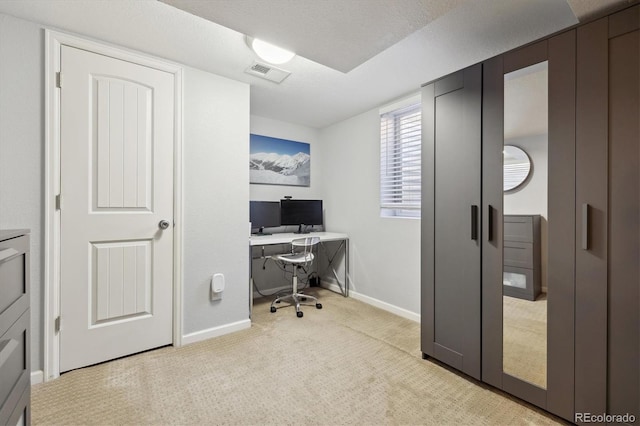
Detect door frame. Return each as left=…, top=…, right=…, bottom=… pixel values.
left=44, top=29, right=184, bottom=380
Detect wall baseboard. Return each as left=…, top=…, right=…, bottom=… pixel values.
left=319, top=279, right=349, bottom=297
left=321, top=279, right=420, bottom=323
left=252, top=284, right=292, bottom=300
left=31, top=370, right=44, bottom=385
left=182, top=319, right=251, bottom=346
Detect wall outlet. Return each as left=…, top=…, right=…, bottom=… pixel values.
left=211, top=273, right=224, bottom=301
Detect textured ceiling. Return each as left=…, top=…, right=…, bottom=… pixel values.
left=159, top=0, right=466, bottom=72
left=0, top=0, right=633, bottom=128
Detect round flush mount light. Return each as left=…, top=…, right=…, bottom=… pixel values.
left=245, top=36, right=295, bottom=64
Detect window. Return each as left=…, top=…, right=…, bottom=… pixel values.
left=380, top=96, right=421, bottom=218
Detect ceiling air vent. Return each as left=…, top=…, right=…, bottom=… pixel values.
left=244, top=61, right=291, bottom=84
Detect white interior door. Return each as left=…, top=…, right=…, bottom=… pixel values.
left=59, top=45, right=175, bottom=372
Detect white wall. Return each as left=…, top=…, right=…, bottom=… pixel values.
left=318, top=108, right=421, bottom=316
left=183, top=67, right=250, bottom=335
left=504, top=134, right=548, bottom=291
left=0, top=13, right=44, bottom=371
left=0, top=12, right=251, bottom=372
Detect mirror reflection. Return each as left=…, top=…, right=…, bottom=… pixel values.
left=503, top=61, right=548, bottom=389
left=504, top=145, right=531, bottom=191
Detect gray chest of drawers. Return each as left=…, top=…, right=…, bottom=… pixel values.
left=503, top=215, right=541, bottom=301
left=0, top=230, right=30, bottom=426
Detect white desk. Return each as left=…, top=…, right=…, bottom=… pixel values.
left=249, top=232, right=349, bottom=316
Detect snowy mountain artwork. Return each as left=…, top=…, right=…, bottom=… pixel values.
left=250, top=134, right=310, bottom=186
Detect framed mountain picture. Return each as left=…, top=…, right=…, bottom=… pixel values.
left=249, top=134, right=310, bottom=186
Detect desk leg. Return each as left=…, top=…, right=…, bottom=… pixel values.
left=249, top=246, right=253, bottom=320
left=322, top=239, right=349, bottom=298
left=345, top=238, right=349, bottom=297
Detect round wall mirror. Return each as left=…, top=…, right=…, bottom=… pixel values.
left=503, top=145, right=531, bottom=191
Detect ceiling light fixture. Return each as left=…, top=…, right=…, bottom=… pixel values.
left=246, top=36, right=295, bottom=65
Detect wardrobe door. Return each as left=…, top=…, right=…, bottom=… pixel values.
left=575, top=17, right=609, bottom=419
left=574, top=8, right=640, bottom=421
left=545, top=31, right=578, bottom=421
left=421, top=64, right=482, bottom=380
left=481, top=33, right=576, bottom=421
left=481, top=54, right=504, bottom=389
left=607, top=5, right=639, bottom=421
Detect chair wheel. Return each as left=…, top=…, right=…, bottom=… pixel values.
left=297, top=311, right=303, bottom=318
left=270, top=306, right=276, bottom=313
left=316, top=303, right=322, bottom=309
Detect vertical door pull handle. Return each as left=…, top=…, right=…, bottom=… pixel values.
left=471, top=205, right=479, bottom=241
left=487, top=205, right=494, bottom=242
left=582, top=203, right=589, bottom=250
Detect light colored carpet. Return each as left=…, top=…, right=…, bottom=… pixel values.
left=32, top=289, right=562, bottom=425
left=503, top=294, right=547, bottom=389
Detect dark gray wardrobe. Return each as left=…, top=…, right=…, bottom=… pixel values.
left=574, top=7, right=639, bottom=422
left=421, top=4, right=639, bottom=424
left=421, top=64, right=482, bottom=380
left=607, top=8, right=640, bottom=419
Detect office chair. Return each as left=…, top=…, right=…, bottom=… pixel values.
left=270, top=236, right=322, bottom=318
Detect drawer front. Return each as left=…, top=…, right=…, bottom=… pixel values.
left=0, top=309, right=29, bottom=424
left=504, top=241, right=533, bottom=269
left=0, top=236, right=28, bottom=337
left=7, top=385, right=29, bottom=426
left=504, top=216, right=533, bottom=243
left=503, top=266, right=535, bottom=301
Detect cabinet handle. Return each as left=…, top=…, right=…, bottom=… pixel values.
left=0, top=339, right=19, bottom=369
left=471, top=205, right=479, bottom=241
left=0, top=248, right=19, bottom=264
left=582, top=203, right=590, bottom=250
left=487, top=205, right=494, bottom=242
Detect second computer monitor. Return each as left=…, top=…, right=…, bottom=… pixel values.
left=250, top=201, right=281, bottom=235
left=280, top=199, right=323, bottom=234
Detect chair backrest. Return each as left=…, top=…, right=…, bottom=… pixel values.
left=291, top=236, right=320, bottom=248
left=291, top=236, right=320, bottom=264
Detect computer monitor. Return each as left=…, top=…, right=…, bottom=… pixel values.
left=250, top=201, right=281, bottom=235
left=280, top=199, right=323, bottom=234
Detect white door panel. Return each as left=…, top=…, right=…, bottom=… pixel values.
left=60, top=45, right=174, bottom=372
left=94, top=76, right=153, bottom=210
left=92, top=240, right=152, bottom=323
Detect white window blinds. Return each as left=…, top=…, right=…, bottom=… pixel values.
left=380, top=100, right=422, bottom=218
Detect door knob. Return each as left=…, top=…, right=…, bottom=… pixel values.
left=159, top=220, right=171, bottom=230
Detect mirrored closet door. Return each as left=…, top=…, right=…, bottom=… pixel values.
left=481, top=34, right=576, bottom=420
left=501, top=61, right=547, bottom=389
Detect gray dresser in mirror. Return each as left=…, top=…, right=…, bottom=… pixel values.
left=503, top=215, right=541, bottom=301
left=0, top=230, right=30, bottom=426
